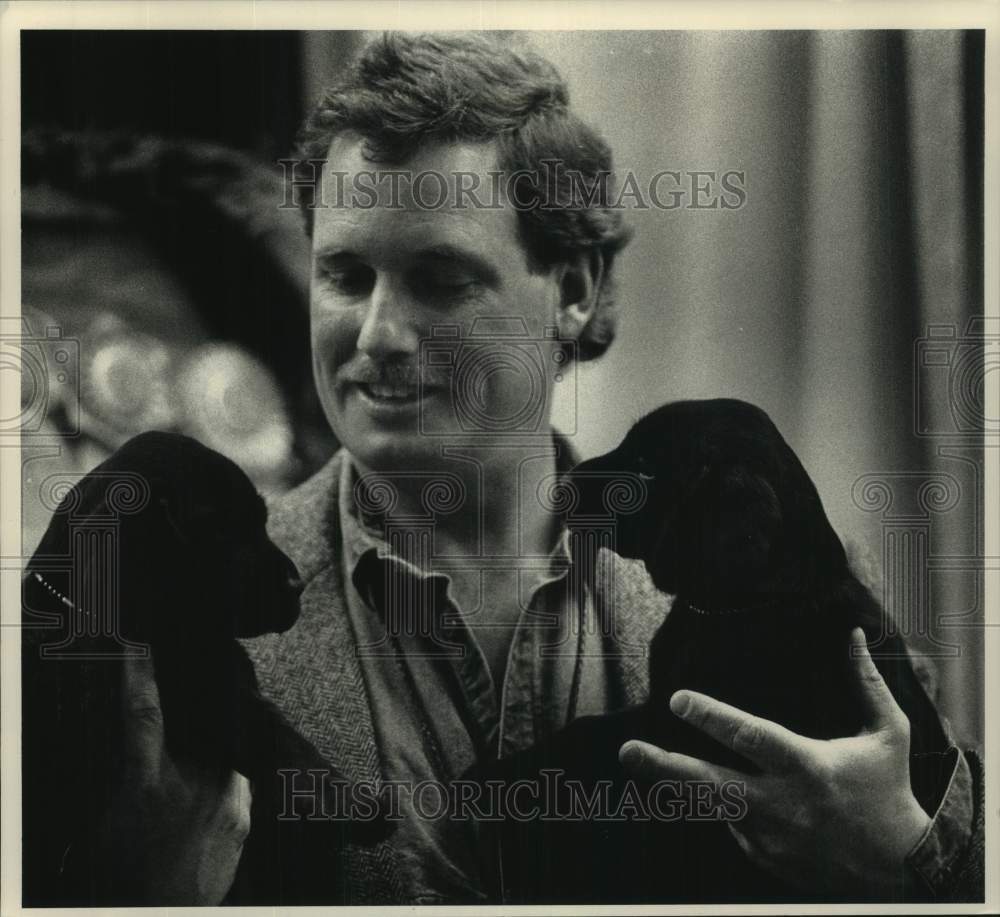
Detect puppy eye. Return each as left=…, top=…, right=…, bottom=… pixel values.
left=635, top=455, right=656, bottom=482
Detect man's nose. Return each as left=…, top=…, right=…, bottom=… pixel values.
left=355, top=279, right=421, bottom=360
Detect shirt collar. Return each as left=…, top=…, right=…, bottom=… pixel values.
left=340, top=431, right=581, bottom=604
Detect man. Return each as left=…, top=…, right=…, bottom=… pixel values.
left=110, top=32, right=983, bottom=904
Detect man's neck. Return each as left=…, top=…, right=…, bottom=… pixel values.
left=354, top=442, right=564, bottom=561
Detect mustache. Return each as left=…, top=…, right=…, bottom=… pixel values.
left=338, top=358, right=449, bottom=388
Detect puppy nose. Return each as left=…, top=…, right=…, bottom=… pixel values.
left=278, top=551, right=304, bottom=596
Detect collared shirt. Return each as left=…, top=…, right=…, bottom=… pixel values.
left=248, top=446, right=983, bottom=904
left=338, top=448, right=615, bottom=904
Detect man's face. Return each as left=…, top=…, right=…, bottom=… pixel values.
left=310, top=135, right=565, bottom=473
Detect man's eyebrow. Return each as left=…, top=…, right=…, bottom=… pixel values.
left=418, top=245, right=501, bottom=285
left=313, top=247, right=359, bottom=264
left=311, top=243, right=504, bottom=284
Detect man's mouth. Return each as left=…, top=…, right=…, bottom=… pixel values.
left=357, top=382, right=421, bottom=404
left=353, top=380, right=449, bottom=416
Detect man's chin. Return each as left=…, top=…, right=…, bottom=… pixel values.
left=342, top=434, right=436, bottom=474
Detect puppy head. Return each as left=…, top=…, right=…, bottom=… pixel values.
left=27, top=431, right=302, bottom=644
left=568, top=399, right=846, bottom=606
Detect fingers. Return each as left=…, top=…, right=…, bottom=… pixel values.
left=222, top=770, right=254, bottom=841
left=669, top=690, right=807, bottom=772
left=728, top=823, right=756, bottom=860
left=121, top=654, right=164, bottom=774
left=848, top=627, right=907, bottom=733
left=618, top=740, right=745, bottom=787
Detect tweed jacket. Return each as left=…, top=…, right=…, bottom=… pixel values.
left=244, top=449, right=985, bottom=905
left=244, top=450, right=667, bottom=903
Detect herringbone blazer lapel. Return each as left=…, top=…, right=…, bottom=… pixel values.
left=247, top=452, right=380, bottom=785
left=244, top=452, right=405, bottom=902
left=594, top=546, right=673, bottom=709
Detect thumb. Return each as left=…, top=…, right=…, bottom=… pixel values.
left=848, top=627, right=906, bottom=734
left=121, top=653, right=165, bottom=774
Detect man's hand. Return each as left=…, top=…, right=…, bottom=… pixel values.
left=619, top=628, right=932, bottom=899
left=92, top=655, right=252, bottom=905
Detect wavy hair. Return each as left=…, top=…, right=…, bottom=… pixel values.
left=295, top=32, right=632, bottom=361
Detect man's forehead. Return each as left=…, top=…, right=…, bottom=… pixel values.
left=312, top=133, right=528, bottom=262
left=327, top=131, right=500, bottom=166
left=319, top=133, right=503, bottom=198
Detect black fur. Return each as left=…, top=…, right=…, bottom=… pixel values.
left=473, top=399, right=952, bottom=903
left=21, top=432, right=387, bottom=906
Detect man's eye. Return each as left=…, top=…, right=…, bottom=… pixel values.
left=318, top=265, right=374, bottom=296
left=414, top=271, right=479, bottom=298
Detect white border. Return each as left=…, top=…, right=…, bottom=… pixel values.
left=1, top=2, right=996, bottom=916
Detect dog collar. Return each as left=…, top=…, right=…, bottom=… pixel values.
left=680, top=596, right=785, bottom=616
left=30, top=571, right=93, bottom=616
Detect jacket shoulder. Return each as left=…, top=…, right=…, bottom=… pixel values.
left=266, top=451, right=344, bottom=583
left=593, top=548, right=672, bottom=706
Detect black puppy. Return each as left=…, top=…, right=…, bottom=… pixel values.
left=21, top=432, right=387, bottom=906
left=474, top=399, right=952, bottom=903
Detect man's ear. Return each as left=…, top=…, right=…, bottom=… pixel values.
left=555, top=249, right=605, bottom=340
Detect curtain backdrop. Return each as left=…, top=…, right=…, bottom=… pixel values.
left=508, top=30, right=983, bottom=745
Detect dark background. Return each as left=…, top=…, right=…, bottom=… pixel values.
left=22, top=30, right=304, bottom=160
